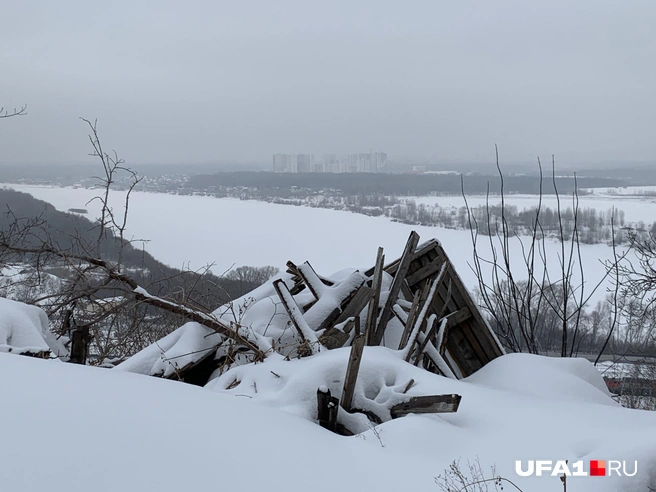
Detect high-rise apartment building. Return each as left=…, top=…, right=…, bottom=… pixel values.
left=273, top=152, right=386, bottom=173
left=272, top=154, right=297, bottom=173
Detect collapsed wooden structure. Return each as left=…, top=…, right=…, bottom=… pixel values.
left=122, top=231, right=505, bottom=434
left=281, top=232, right=504, bottom=378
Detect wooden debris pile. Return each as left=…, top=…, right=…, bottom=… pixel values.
left=279, top=231, right=504, bottom=378
left=119, top=231, right=505, bottom=434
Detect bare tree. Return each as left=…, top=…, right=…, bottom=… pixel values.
left=464, top=150, right=624, bottom=356
left=0, top=119, right=269, bottom=365
left=225, top=265, right=279, bottom=291
left=0, top=104, right=27, bottom=119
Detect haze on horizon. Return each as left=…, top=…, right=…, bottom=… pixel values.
left=1, top=0, right=654, bottom=167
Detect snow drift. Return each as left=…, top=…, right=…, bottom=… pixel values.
left=1, top=350, right=656, bottom=491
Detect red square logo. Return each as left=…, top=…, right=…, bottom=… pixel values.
left=590, top=460, right=606, bottom=476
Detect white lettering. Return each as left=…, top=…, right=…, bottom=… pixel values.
left=515, top=461, right=534, bottom=477
left=623, top=461, right=638, bottom=477
left=551, top=460, right=571, bottom=476
left=535, top=460, right=552, bottom=476
left=571, top=460, right=587, bottom=476
left=608, top=461, right=622, bottom=476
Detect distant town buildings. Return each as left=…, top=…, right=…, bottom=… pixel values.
left=272, top=152, right=388, bottom=173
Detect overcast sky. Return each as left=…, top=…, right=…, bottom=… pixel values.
left=1, top=0, right=654, bottom=166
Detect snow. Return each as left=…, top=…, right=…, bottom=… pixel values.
left=0, top=188, right=644, bottom=327
left=1, top=304, right=656, bottom=490
left=0, top=184, right=624, bottom=309
left=115, top=321, right=222, bottom=377
left=0, top=297, right=65, bottom=356
left=0, top=264, right=63, bottom=304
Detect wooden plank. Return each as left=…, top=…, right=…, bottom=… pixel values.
left=444, top=328, right=480, bottom=375
left=403, top=261, right=451, bottom=358
left=317, top=388, right=339, bottom=432
left=398, top=288, right=423, bottom=350
left=406, top=257, right=444, bottom=287
left=392, top=304, right=408, bottom=325
left=390, top=394, right=461, bottom=418
left=432, top=243, right=504, bottom=359
left=318, top=325, right=350, bottom=349
left=363, top=239, right=440, bottom=278
left=365, top=247, right=385, bottom=345
left=400, top=280, right=414, bottom=304
left=334, top=285, right=373, bottom=326
left=413, top=239, right=441, bottom=260
left=446, top=307, right=472, bottom=330
left=341, top=328, right=365, bottom=411
left=287, top=261, right=335, bottom=286
left=286, top=261, right=307, bottom=295
left=342, top=317, right=357, bottom=333
left=416, top=329, right=457, bottom=379
left=373, top=231, right=420, bottom=345
left=404, top=277, right=442, bottom=362
left=458, top=319, right=489, bottom=365
left=273, top=279, right=318, bottom=355
left=413, top=314, right=443, bottom=366
left=316, top=307, right=341, bottom=332
left=296, top=261, right=325, bottom=300
left=437, top=279, right=454, bottom=320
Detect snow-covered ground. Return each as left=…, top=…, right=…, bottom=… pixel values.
left=3, top=184, right=656, bottom=491
left=0, top=184, right=623, bottom=308
left=1, top=347, right=655, bottom=491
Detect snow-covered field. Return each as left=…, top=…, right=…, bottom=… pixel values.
left=1, top=184, right=624, bottom=307
left=1, top=347, right=655, bottom=491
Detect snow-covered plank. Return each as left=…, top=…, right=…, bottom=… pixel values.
left=389, top=394, right=461, bottom=418
left=341, top=329, right=365, bottom=412
left=373, top=231, right=420, bottom=345
left=364, top=247, right=384, bottom=345
left=272, top=279, right=321, bottom=355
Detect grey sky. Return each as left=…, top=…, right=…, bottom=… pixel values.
left=1, top=0, right=654, bottom=166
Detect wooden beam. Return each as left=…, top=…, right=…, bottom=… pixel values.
left=397, top=288, right=423, bottom=350
left=296, top=262, right=325, bottom=300
left=273, top=279, right=319, bottom=355
left=317, top=387, right=339, bottom=432
left=445, top=307, right=472, bottom=330
left=400, top=280, right=414, bottom=304
left=432, top=243, right=504, bottom=359
left=402, top=379, right=415, bottom=394
left=413, top=313, right=443, bottom=366
left=334, top=285, right=373, bottom=326
left=318, top=325, right=350, bottom=349
left=390, top=394, right=461, bottom=418
left=365, top=247, right=385, bottom=345
left=373, top=231, right=420, bottom=345
left=341, top=328, right=365, bottom=412
left=406, top=257, right=444, bottom=286
left=403, top=260, right=451, bottom=359
left=416, top=329, right=457, bottom=379
left=285, top=261, right=307, bottom=296
left=316, top=307, right=342, bottom=332
left=397, top=240, right=441, bottom=272
left=288, top=261, right=334, bottom=287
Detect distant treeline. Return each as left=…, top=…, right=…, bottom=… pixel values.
left=185, top=172, right=624, bottom=197
left=260, top=193, right=652, bottom=245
